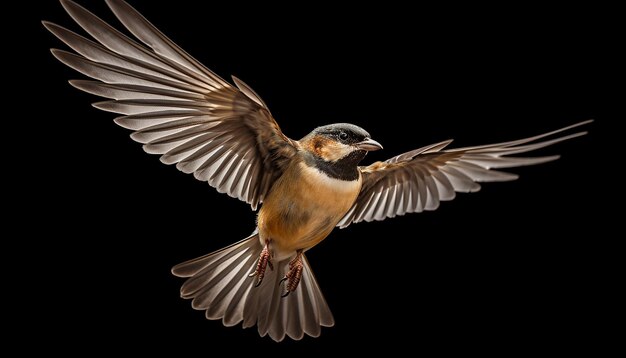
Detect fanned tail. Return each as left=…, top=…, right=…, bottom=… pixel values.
left=172, top=232, right=334, bottom=341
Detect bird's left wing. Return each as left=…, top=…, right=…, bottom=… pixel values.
left=44, top=0, right=298, bottom=210
left=337, top=120, right=591, bottom=228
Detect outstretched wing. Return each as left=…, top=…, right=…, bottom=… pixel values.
left=44, top=0, right=298, bottom=210
left=338, top=120, right=592, bottom=228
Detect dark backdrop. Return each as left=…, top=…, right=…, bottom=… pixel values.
left=19, top=0, right=618, bottom=354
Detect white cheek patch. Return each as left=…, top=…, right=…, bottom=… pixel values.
left=320, top=142, right=356, bottom=162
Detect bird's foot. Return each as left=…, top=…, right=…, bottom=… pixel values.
left=280, top=250, right=304, bottom=297
left=249, top=240, right=273, bottom=287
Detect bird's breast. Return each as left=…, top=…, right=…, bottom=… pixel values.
left=257, top=162, right=361, bottom=258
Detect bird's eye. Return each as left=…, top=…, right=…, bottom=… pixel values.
left=339, top=132, right=348, bottom=140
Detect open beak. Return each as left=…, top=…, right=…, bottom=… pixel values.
left=355, top=138, right=383, bottom=151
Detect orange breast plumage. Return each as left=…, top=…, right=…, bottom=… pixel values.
left=257, top=161, right=361, bottom=259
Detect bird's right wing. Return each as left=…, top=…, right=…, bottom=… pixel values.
left=338, top=120, right=592, bottom=228
left=44, top=0, right=298, bottom=210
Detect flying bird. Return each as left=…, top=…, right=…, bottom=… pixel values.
left=44, top=0, right=592, bottom=342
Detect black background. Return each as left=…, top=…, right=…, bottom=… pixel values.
left=18, top=0, right=618, bottom=354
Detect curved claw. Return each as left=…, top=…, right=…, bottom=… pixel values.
left=250, top=240, right=273, bottom=287
left=279, top=250, right=304, bottom=298
left=279, top=276, right=290, bottom=298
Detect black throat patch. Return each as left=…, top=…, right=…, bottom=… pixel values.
left=305, top=150, right=366, bottom=181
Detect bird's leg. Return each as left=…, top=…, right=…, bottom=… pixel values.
left=249, top=239, right=273, bottom=287
left=280, top=250, right=304, bottom=297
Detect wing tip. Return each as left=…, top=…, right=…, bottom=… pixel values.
left=49, top=47, right=62, bottom=57
left=92, top=101, right=112, bottom=112
left=129, top=131, right=146, bottom=143
left=161, top=153, right=180, bottom=165
left=170, top=265, right=185, bottom=277
left=49, top=48, right=71, bottom=65
left=231, top=75, right=268, bottom=109
left=113, top=116, right=129, bottom=129
left=49, top=48, right=77, bottom=64
left=544, top=154, right=561, bottom=162
left=546, top=120, right=593, bottom=139
left=104, top=0, right=131, bottom=11
left=41, top=20, right=54, bottom=30
left=42, top=20, right=69, bottom=36
left=59, top=0, right=79, bottom=13
left=68, top=79, right=89, bottom=90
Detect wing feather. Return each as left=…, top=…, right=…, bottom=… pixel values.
left=46, top=0, right=298, bottom=209
left=339, top=120, right=591, bottom=227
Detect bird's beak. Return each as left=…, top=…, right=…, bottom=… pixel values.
left=355, top=138, right=383, bottom=151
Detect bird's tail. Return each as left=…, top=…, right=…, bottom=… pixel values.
left=171, top=232, right=334, bottom=341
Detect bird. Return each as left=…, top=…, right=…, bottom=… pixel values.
left=44, top=0, right=592, bottom=342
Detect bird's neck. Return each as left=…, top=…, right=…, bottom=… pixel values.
left=304, top=151, right=366, bottom=181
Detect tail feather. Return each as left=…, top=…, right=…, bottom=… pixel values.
left=171, top=232, right=334, bottom=341
left=176, top=237, right=258, bottom=298
left=244, top=255, right=333, bottom=341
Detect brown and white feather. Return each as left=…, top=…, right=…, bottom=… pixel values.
left=44, top=0, right=297, bottom=210
left=338, top=120, right=591, bottom=227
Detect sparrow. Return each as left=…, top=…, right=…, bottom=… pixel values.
left=44, top=0, right=592, bottom=342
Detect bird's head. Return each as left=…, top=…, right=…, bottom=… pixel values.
left=300, top=123, right=383, bottom=176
